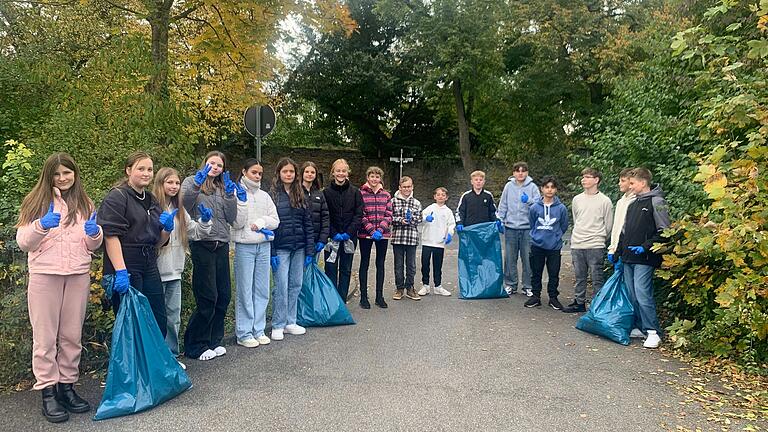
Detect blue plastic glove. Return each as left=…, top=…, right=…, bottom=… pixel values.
left=425, top=212, right=434, bottom=222
left=235, top=182, right=247, bottom=202
left=607, top=253, right=615, bottom=263
left=521, top=192, right=529, bottom=203
left=315, top=242, right=326, bottom=252
left=270, top=256, right=280, bottom=272
left=259, top=228, right=274, bottom=238
left=84, top=211, right=99, bottom=237
left=223, top=171, right=236, bottom=195
left=614, top=257, right=622, bottom=271
left=371, top=230, right=383, bottom=241
left=405, top=209, right=412, bottom=223
left=456, top=224, right=464, bottom=232
left=114, top=269, right=130, bottom=294
left=198, top=203, right=212, bottom=223
left=39, top=202, right=61, bottom=230
left=340, top=233, right=350, bottom=241
left=194, top=164, right=212, bottom=186
left=629, top=246, right=645, bottom=255
left=159, top=208, right=178, bottom=232
left=332, top=233, right=345, bottom=242
left=304, top=256, right=313, bottom=267
left=444, top=233, right=452, bottom=245
left=495, top=220, right=505, bottom=233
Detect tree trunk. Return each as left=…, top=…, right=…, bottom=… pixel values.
left=146, top=5, right=171, bottom=99
left=453, top=79, right=474, bottom=174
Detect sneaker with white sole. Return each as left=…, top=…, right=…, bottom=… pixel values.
left=213, top=346, right=227, bottom=357
left=418, top=285, right=430, bottom=296
left=198, top=349, right=217, bottom=361
left=271, top=328, right=284, bottom=341
left=630, top=328, right=645, bottom=338
left=237, top=337, right=259, bottom=348
left=256, top=335, right=271, bottom=345
left=285, top=324, right=306, bottom=335
left=643, top=330, right=661, bottom=349
left=504, top=285, right=515, bottom=295
left=433, top=285, right=451, bottom=296
left=523, top=288, right=533, bottom=297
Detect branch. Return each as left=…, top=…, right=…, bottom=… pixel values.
left=171, top=0, right=202, bottom=22
left=102, top=0, right=144, bottom=17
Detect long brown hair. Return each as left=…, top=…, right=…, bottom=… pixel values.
left=153, top=167, right=189, bottom=249
left=271, top=157, right=305, bottom=208
left=300, top=161, right=322, bottom=191
left=199, top=150, right=226, bottom=195
left=16, top=152, right=94, bottom=227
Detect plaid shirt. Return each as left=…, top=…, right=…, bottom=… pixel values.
left=390, top=191, right=422, bottom=245
left=358, top=182, right=393, bottom=239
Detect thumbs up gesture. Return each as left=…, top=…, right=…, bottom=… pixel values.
left=39, top=202, right=61, bottom=230
left=160, top=208, right=179, bottom=232
left=84, top=211, right=100, bottom=237
left=425, top=211, right=434, bottom=222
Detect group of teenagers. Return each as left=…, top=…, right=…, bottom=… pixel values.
left=14, top=150, right=670, bottom=424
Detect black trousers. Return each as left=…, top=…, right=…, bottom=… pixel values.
left=184, top=241, right=231, bottom=359
left=358, top=238, right=389, bottom=299
left=325, top=243, right=354, bottom=301
left=110, top=246, right=166, bottom=338
left=421, top=245, right=445, bottom=287
left=530, top=245, right=561, bottom=299
left=392, top=244, right=417, bottom=290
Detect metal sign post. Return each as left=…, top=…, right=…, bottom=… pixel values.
left=389, top=148, right=413, bottom=179
left=244, top=105, right=276, bottom=162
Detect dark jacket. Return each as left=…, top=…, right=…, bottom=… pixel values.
left=528, top=197, right=569, bottom=250
left=304, top=186, right=330, bottom=244
left=323, top=180, right=364, bottom=240
left=618, top=185, right=670, bottom=268
left=456, top=189, right=497, bottom=226
left=271, top=188, right=314, bottom=256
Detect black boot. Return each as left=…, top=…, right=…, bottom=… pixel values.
left=375, top=292, right=388, bottom=308
left=56, top=383, right=91, bottom=413
left=41, top=386, right=69, bottom=423
left=359, top=296, right=371, bottom=309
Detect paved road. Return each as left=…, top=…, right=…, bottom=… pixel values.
left=0, top=245, right=707, bottom=431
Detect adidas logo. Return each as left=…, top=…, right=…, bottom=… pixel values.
left=536, top=215, right=558, bottom=231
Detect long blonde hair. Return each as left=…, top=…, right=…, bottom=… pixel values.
left=153, top=167, right=189, bottom=249
left=16, top=152, right=94, bottom=227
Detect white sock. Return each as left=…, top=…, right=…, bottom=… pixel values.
left=198, top=349, right=216, bottom=361
left=213, top=346, right=227, bottom=357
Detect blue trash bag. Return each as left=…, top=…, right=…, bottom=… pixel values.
left=94, top=286, right=192, bottom=420
left=575, top=264, right=635, bottom=345
left=458, top=221, right=507, bottom=299
left=297, top=263, right=355, bottom=327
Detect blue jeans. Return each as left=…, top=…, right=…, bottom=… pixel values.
left=272, top=249, right=305, bottom=330
left=234, top=243, right=271, bottom=341
left=162, top=279, right=182, bottom=355
left=572, top=248, right=606, bottom=304
left=503, top=229, right=531, bottom=291
left=623, top=263, right=660, bottom=333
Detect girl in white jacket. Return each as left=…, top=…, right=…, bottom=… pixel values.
left=231, top=159, right=279, bottom=348
left=419, top=187, right=456, bottom=296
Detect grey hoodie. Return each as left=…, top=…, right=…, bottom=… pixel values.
left=496, top=175, right=541, bottom=229
left=181, top=176, right=237, bottom=243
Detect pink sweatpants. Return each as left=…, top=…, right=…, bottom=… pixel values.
left=27, top=273, right=90, bottom=390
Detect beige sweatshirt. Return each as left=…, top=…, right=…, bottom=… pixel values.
left=570, top=191, right=614, bottom=250
left=608, top=192, right=636, bottom=255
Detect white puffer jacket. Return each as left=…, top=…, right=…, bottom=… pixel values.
left=231, top=177, right=280, bottom=244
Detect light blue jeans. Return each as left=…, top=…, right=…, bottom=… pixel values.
left=503, top=228, right=532, bottom=291
left=272, top=249, right=305, bottom=330
left=162, top=279, right=182, bottom=355
left=234, top=242, right=271, bottom=341
left=623, top=263, right=660, bottom=334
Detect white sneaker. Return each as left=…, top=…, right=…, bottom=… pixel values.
left=213, top=346, right=227, bottom=357
left=643, top=330, right=661, bottom=349
left=272, top=328, right=284, bottom=341
left=630, top=328, right=645, bottom=339
left=198, top=349, right=217, bottom=361
left=418, top=285, right=430, bottom=296
left=237, top=337, right=259, bottom=348
left=285, top=324, right=306, bottom=335
left=523, top=288, right=533, bottom=297
left=504, top=285, right=514, bottom=295
left=256, top=335, right=271, bottom=345
left=433, top=285, right=451, bottom=296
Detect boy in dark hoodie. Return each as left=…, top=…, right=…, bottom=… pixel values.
left=525, top=176, right=569, bottom=309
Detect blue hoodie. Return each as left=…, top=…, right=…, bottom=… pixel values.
left=496, top=175, right=541, bottom=229
left=529, top=196, right=569, bottom=250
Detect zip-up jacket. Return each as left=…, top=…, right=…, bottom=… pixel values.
left=358, top=182, right=393, bottom=239
left=271, top=188, right=314, bottom=257
left=496, top=175, right=540, bottom=229
left=323, top=180, right=363, bottom=240
left=529, top=197, right=569, bottom=251
left=231, top=178, right=279, bottom=244
left=456, top=189, right=496, bottom=227
left=617, top=185, right=670, bottom=268
left=304, top=186, right=330, bottom=244
left=181, top=176, right=237, bottom=243
left=391, top=191, right=422, bottom=246
left=157, top=207, right=212, bottom=281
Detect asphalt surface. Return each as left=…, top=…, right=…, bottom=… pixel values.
left=0, top=243, right=708, bottom=431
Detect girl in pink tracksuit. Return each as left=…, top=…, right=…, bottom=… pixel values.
left=16, top=153, right=102, bottom=423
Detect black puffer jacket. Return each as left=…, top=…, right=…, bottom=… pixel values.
left=304, top=186, right=330, bottom=244
left=323, top=180, right=363, bottom=240
left=271, top=189, right=314, bottom=257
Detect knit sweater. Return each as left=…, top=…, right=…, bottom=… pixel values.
left=570, top=191, right=614, bottom=250
left=358, top=182, right=393, bottom=239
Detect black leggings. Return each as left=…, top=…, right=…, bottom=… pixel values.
left=359, top=238, right=389, bottom=298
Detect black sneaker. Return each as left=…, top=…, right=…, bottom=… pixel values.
left=562, top=302, right=586, bottom=313
left=548, top=297, right=563, bottom=310
left=359, top=297, right=371, bottom=309
left=524, top=297, right=541, bottom=308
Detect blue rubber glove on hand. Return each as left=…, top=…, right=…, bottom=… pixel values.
left=405, top=209, right=412, bottom=223
left=444, top=233, right=452, bottom=245
left=223, top=171, right=236, bottom=195
left=629, top=246, right=645, bottom=255
left=495, top=220, right=505, bottom=233
left=332, top=233, right=344, bottom=242
left=425, top=212, right=434, bottom=222
left=304, top=256, right=314, bottom=267
left=114, top=269, right=130, bottom=294
left=270, top=256, right=280, bottom=272
left=198, top=203, right=213, bottom=223
left=259, top=228, right=274, bottom=238
left=194, top=164, right=212, bottom=186
left=159, top=208, right=178, bottom=232
left=340, top=233, right=350, bottom=241
left=371, top=230, right=383, bottom=241
left=614, top=258, right=622, bottom=271
left=607, top=253, right=615, bottom=263
left=84, top=211, right=99, bottom=237
left=235, top=183, right=247, bottom=202
left=39, top=202, right=61, bottom=230
left=315, top=242, right=326, bottom=252
left=521, top=192, right=529, bottom=204
left=456, top=224, right=464, bottom=232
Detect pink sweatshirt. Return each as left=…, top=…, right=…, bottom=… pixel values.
left=16, top=189, right=103, bottom=275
